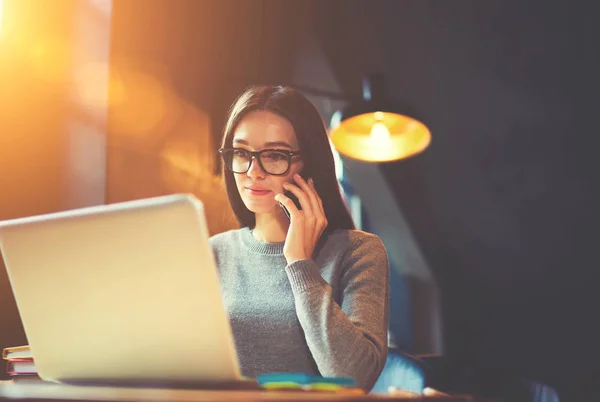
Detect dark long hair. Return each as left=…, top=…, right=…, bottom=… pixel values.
left=220, top=85, right=355, bottom=233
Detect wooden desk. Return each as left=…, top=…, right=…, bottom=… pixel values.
left=0, top=381, right=480, bottom=402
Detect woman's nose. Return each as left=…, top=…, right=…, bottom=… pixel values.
left=247, top=156, right=266, bottom=179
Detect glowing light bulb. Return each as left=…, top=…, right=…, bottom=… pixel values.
left=370, top=121, right=391, bottom=143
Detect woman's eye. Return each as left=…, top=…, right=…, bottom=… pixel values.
left=264, top=152, right=286, bottom=161
left=233, top=150, right=249, bottom=158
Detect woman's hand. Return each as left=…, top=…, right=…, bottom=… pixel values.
left=275, top=173, right=328, bottom=265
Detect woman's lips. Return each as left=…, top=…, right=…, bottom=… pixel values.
left=246, top=188, right=271, bottom=196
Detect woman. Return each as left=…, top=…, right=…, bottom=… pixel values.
left=209, top=85, right=390, bottom=391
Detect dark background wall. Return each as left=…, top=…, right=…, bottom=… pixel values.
left=369, top=2, right=599, bottom=397
left=305, top=1, right=600, bottom=397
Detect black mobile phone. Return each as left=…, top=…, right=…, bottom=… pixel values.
left=279, top=173, right=309, bottom=220
left=280, top=190, right=303, bottom=220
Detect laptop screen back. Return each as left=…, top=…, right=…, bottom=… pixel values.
left=0, top=194, right=240, bottom=384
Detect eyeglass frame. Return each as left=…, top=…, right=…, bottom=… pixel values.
left=218, top=147, right=302, bottom=176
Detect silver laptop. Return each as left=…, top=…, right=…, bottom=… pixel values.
left=0, top=194, right=243, bottom=387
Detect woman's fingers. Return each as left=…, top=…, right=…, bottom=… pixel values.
left=278, top=174, right=328, bottom=263
left=307, top=177, right=327, bottom=227
left=292, top=175, right=327, bottom=230
left=293, top=174, right=322, bottom=217
left=304, top=177, right=327, bottom=239
left=275, top=191, right=300, bottom=212
left=282, top=182, right=313, bottom=217
left=276, top=193, right=302, bottom=220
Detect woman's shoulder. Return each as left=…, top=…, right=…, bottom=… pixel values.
left=327, top=228, right=383, bottom=243
left=324, top=229, right=386, bottom=253
left=321, top=229, right=389, bottom=274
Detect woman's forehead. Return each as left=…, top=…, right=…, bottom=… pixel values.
left=233, top=110, right=298, bottom=148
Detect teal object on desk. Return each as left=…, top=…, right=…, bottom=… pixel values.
left=257, top=373, right=355, bottom=387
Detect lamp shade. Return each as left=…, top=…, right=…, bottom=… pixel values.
left=329, top=75, right=431, bottom=162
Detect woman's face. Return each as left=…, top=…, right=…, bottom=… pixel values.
left=231, top=110, right=304, bottom=215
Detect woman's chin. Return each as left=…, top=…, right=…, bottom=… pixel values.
left=244, top=201, right=277, bottom=215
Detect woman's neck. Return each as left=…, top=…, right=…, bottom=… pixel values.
left=252, top=212, right=289, bottom=243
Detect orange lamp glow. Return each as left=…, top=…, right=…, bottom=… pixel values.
left=329, top=74, right=431, bottom=163
left=330, top=110, right=431, bottom=162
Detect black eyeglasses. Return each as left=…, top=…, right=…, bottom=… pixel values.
left=218, top=148, right=302, bottom=176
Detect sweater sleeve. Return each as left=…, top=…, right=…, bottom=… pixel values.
left=284, top=233, right=390, bottom=391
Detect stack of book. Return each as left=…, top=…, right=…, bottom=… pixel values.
left=2, top=345, right=40, bottom=382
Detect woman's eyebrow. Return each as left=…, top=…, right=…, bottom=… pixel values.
left=264, top=141, right=293, bottom=149
left=232, top=139, right=293, bottom=149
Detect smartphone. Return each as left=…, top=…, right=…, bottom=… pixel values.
left=279, top=173, right=309, bottom=220
left=280, top=190, right=302, bottom=220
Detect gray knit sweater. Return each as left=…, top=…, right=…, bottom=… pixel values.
left=209, top=227, right=389, bottom=390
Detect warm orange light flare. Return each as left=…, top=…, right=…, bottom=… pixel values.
left=107, top=65, right=179, bottom=139
left=329, top=111, right=431, bottom=162
left=0, top=0, right=4, bottom=35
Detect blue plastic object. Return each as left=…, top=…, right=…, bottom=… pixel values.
left=257, top=373, right=356, bottom=387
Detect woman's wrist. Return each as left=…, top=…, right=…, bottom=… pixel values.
left=285, top=254, right=309, bottom=265
left=285, top=259, right=324, bottom=292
